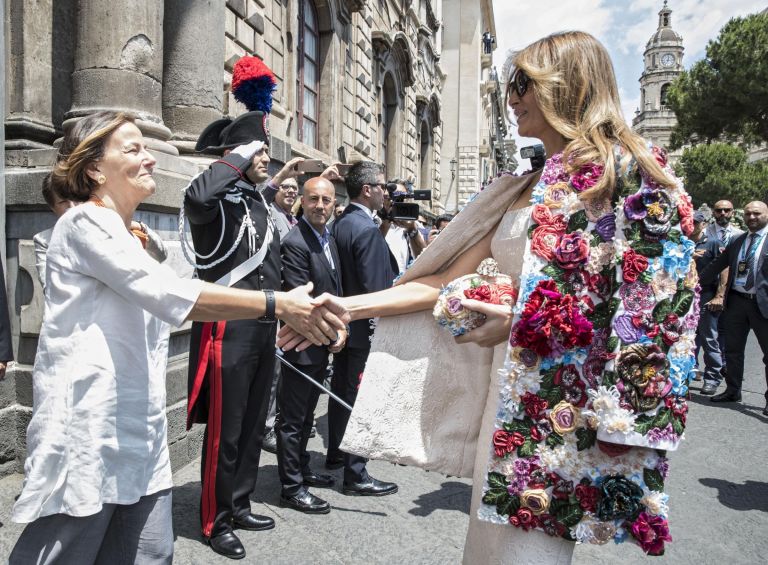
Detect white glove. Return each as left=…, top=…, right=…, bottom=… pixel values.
left=231, top=140, right=265, bottom=160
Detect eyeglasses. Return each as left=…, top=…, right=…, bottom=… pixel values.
left=713, top=208, right=733, bottom=213
left=366, top=182, right=387, bottom=189
left=279, top=184, right=298, bottom=192
left=508, top=68, right=531, bottom=99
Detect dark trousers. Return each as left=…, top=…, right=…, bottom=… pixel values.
left=276, top=361, right=326, bottom=496
left=328, top=346, right=370, bottom=483
left=198, top=320, right=276, bottom=538
left=696, top=289, right=724, bottom=384
left=722, top=293, right=768, bottom=401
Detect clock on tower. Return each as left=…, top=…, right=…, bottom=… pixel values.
left=661, top=53, right=675, bottom=67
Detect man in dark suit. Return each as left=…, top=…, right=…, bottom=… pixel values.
left=700, top=200, right=768, bottom=416
left=278, top=177, right=345, bottom=514
left=327, top=161, right=399, bottom=496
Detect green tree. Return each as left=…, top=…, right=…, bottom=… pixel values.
left=674, top=143, right=768, bottom=207
left=666, top=13, right=768, bottom=149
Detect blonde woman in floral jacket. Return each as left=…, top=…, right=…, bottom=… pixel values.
left=281, top=31, right=697, bottom=562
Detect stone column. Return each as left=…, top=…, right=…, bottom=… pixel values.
left=162, top=0, right=226, bottom=155
left=66, top=0, right=177, bottom=155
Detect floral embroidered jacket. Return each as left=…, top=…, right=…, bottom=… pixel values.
left=478, top=146, right=699, bottom=556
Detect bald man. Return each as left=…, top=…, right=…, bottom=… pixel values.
left=701, top=201, right=768, bottom=415
left=277, top=177, right=345, bottom=513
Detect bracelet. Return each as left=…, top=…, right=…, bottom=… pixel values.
left=262, top=289, right=276, bottom=321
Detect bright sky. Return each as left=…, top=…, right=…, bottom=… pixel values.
left=491, top=0, right=767, bottom=171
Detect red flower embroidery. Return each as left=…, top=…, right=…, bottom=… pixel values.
left=511, top=280, right=594, bottom=357
left=622, top=249, right=649, bottom=283
left=492, top=429, right=525, bottom=457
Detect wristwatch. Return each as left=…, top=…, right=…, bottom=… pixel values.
left=406, top=228, right=418, bottom=239
left=262, top=289, right=276, bottom=321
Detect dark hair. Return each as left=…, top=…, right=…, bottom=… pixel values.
left=345, top=161, right=382, bottom=199
left=50, top=111, right=136, bottom=202
left=41, top=173, right=57, bottom=209
left=436, top=214, right=454, bottom=228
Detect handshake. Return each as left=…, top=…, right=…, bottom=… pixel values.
left=277, top=283, right=349, bottom=353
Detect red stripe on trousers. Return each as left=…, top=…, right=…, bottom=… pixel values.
left=187, top=322, right=214, bottom=430
left=201, top=321, right=226, bottom=538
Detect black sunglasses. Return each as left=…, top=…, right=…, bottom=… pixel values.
left=508, top=68, right=531, bottom=99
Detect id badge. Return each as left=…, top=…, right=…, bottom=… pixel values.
left=735, top=260, right=749, bottom=286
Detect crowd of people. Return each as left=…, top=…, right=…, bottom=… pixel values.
left=1, top=27, right=767, bottom=565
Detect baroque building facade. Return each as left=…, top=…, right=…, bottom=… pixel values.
left=438, top=0, right=513, bottom=212
left=631, top=1, right=684, bottom=161
left=0, top=0, right=452, bottom=478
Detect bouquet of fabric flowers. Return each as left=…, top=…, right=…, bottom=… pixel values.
left=433, top=258, right=518, bottom=337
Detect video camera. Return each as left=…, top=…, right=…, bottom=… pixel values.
left=520, top=144, right=546, bottom=171
left=383, top=183, right=432, bottom=222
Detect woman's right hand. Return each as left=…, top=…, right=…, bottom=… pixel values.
left=454, top=299, right=513, bottom=348
left=276, top=284, right=349, bottom=347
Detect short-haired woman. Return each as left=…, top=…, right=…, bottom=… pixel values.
left=10, top=111, right=346, bottom=564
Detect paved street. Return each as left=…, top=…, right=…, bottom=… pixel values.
left=1, top=334, right=766, bottom=564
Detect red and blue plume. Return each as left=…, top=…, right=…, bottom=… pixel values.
left=231, top=56, right=277, bottom=113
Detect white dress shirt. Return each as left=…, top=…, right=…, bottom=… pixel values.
left=13, top=205, right=203, bottom=522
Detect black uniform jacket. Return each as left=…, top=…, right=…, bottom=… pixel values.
left=281, top=219, right=342, bottom=366
left=331, top=204, right=397, bottom=349
left=184, top=152, right=281, bottom=427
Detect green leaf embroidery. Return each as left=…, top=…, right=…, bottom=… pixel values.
left=606, top=336, right=619, bottom=353
left=591, top=232, right=604, bottom=247
left=555, top=503, right=584, bottom=527
left=504, top=419, right=532, bottom=435
left=643, top=468, right=665, bottom=492
left=497, top=495, right=521, bottom=517
left=624, top=222, right=642, bottom=243
left=672, top=416, right=684, bottom=435
left=576, top=427, right=597, bottom=451
left=592, top=298, right=621, bottom=328
left=667, top=229, right=682, bottom=243
left=540, top=367, right=559, bottom=390
left=671, top=289, right=695, bottom=317
left=482, top=488, right=507, bottom=505
left=546, top=432, right=565, bottom=448
left=653, top=299, right=673, bottom=323
left=633, top=240, right=664, bottom=257
left=542, top=264, right=566, bottom=282
left=653, top=408, right=672, bottom=429
left=567, top=210, right=589, bottom=232
left=601, top=370, right=618, bottom=387
left=487, top=472, right=508, bottom=490
left=538, top=386, right=564, bottom=407
left=528, top=224, right=538, bottom=239
left=634, top=414, right=655, bottom=435
left=517, top=439, right=537, bottom=458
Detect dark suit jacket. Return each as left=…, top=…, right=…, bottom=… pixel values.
left=700, top=229, right=768, bottom=318
left=281, top=219, right=343, bottom=365
left=332, top=204, right=398, bottom=349
left=0, top=259, right=12, bottom=362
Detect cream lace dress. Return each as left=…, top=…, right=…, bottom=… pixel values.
left=462, top=206, right=574, bottom=564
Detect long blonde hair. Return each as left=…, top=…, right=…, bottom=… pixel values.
left=51, top=111, right=136, bottom=202
left=509, top=31, right=674, bottom=198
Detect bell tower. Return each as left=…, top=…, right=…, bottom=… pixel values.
left=632, top=1, right=684, bottom=158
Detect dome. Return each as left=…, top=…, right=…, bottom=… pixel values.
left=646, top=27, right=683, bottom=48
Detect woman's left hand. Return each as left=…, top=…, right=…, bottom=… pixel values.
left=454, top=299, right=513, bottom=348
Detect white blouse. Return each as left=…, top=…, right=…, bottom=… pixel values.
left=12, top=204, right=203, bottom=522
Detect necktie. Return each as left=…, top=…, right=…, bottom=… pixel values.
left=719, top=228, right=728, bottom=247
left=744, top=233, right=759, bottom=291
left=320, top=233, right=335, bottom=270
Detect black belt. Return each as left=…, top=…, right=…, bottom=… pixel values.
left=731, top=290, right=757, bottom=300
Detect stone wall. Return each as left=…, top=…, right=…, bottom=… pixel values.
left=1, top=0, right=448, bottom=478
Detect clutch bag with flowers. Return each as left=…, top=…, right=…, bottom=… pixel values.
left=433, top=258, right=519, bottom=337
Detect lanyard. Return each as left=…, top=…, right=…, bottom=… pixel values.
left=740, top=232, right=764, bottom=264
